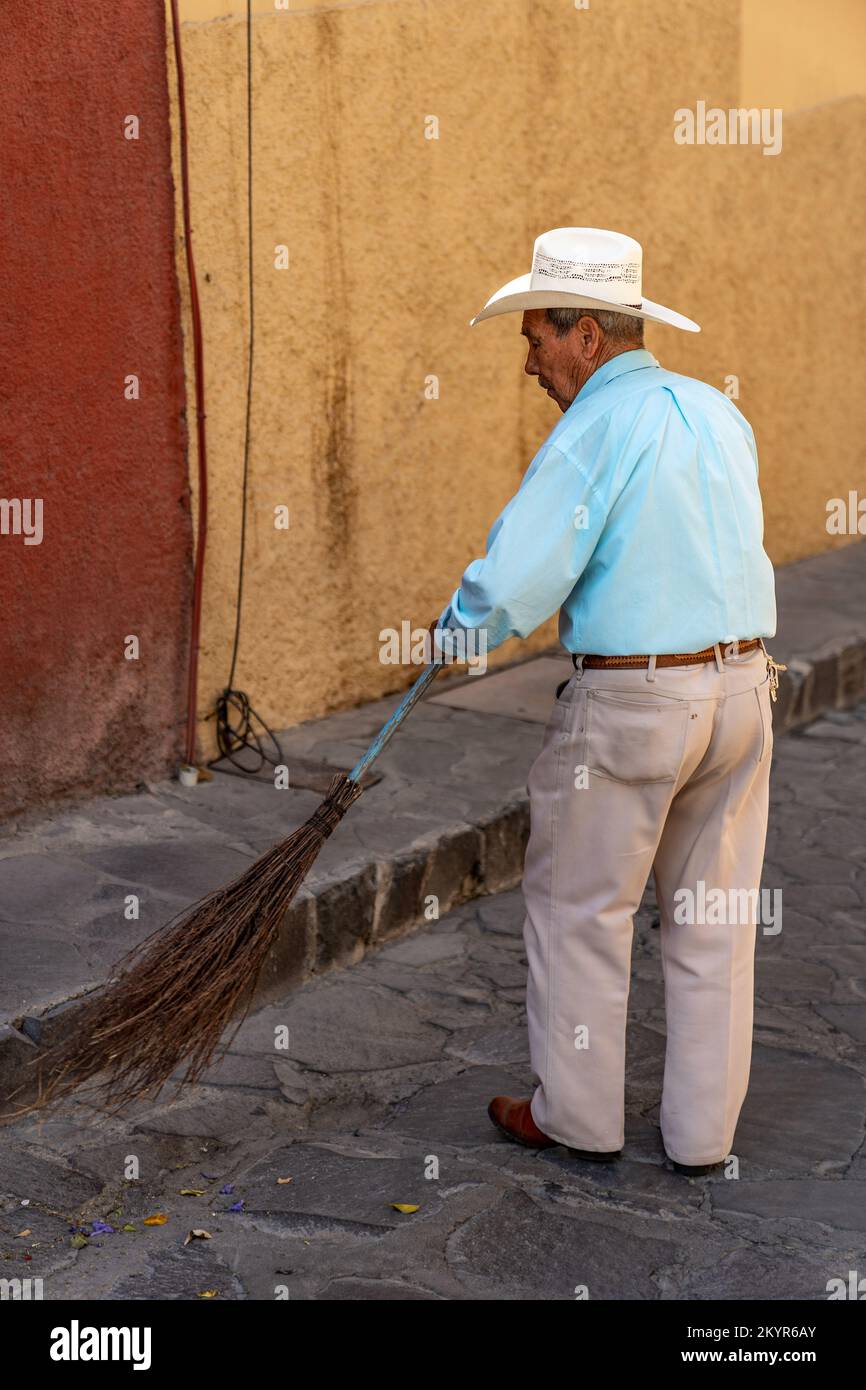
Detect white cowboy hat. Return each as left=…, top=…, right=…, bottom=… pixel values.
left=470, top=227, right=700, bottom=332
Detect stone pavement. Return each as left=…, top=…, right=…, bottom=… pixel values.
left=1, top=541, right=865, bottom=1087
left=0, top=694, right=864, bottom=1300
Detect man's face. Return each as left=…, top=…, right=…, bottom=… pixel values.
left=520, top=309, right=584, bottom=413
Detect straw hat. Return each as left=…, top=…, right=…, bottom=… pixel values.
left=470, top=227, right=700, bottom=332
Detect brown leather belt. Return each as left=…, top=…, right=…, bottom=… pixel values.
left=572, top=638, right=761, bottom=670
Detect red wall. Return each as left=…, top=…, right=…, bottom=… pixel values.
left=0, top=2, right=192, bottom=819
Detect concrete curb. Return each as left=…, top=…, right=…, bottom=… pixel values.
left=773, top=637, right=866, bottom=732
left=3, top=542, right=866, bottom=1101
left=0, top=799, right=531, bottom=1104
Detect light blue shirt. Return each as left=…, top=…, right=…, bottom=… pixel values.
left=437, top=349, right=776, bottom=656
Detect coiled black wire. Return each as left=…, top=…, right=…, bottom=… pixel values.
left=209, top=0, right=283, bottom=777
left=211, top=689, right=283, bottom=775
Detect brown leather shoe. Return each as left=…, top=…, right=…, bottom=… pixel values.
left=488, top=1095, right=558, bottom=1148
left=488, top=1095, right=622, bottom=1162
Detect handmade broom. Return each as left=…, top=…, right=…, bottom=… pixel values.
left=13, top=656, right=444, bottom=1115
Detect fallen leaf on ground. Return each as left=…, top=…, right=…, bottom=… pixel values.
left=143, top=1213, right=168, bottom=1226
left=179, top=1189, right=206, bottom=1197
left=122, top=1224, right=137, bottom=1233
left=70, top=1234, right=89, bottom=1249
left=276, top=1177, right=293, bottom=1185
left=197, top=1289, right=219, bottom=1298
left=184, top=1229, right=212, bottom=1246
left=15, top=1229, right=31, bottom=1238
left=390, top=1204, right=420, bottom=1214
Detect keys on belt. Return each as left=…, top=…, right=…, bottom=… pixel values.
left=765, top=653, right=787, bottom=703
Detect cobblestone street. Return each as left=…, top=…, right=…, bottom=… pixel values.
left=2, top=701, right=864, bottom=1301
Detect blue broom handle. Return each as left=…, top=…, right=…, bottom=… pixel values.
left=348, top=660, right=443, bottom=784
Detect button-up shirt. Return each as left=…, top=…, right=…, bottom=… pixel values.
left=436, top=349, right=776, bottom=656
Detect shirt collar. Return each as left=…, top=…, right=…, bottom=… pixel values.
left=571, top=348, right=659, bottom=407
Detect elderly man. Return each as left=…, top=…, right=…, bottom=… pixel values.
left=433, top=228, right=780, bottom=1176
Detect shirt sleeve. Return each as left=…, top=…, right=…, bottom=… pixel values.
left=434, top=441, right=609, bottom=657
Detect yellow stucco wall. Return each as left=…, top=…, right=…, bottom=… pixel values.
left=165, top=0, right=866, bottom=754
left=741, top=0, right=866, bottom=110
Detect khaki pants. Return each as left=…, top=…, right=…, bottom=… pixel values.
left=523, top=642, right=774, bottom=1166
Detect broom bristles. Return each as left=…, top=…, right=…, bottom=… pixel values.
left=8, top=773, right=364, bottom=1116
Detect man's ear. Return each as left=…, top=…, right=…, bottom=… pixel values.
left=577, top=315, right=602, bottom=355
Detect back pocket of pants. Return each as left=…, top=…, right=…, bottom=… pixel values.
left=585, top=689, right=690, bottom=784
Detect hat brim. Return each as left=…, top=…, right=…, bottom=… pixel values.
left=469, top=273, right=700, bottom=332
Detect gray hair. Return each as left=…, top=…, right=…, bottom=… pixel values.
left=545, top=305, right=645, bottom=346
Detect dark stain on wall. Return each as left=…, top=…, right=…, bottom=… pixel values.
left=310, top=11, right=358, bottom=553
